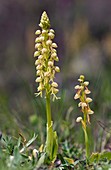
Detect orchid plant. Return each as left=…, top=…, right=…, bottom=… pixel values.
left=34, top=11, right=60, bottom=163
left=74, top=75, right=94, bottom=159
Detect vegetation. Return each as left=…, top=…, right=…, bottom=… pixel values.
left=1, top=11, right=111, bottom=170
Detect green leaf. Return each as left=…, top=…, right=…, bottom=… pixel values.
left=52, top=131, right=58, bottom=161
left=89, top=152, right=100, bottom=163
left=46, top=122, right=58, bottom=162
left=89, top=151, right=111, bottom=163
left=36, top=153, right=46, bottom=169
left=13, top=146, right=22, bottom=164
left=20, top=133, right=38, bottom=153
left=64, top=157, right=74, bottom=164
left=17, top=137, right=21, bottom=148
left=100, top=151, right=111, bottom=160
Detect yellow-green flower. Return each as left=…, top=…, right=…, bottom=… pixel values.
left=34, top=11, right=60, bottom=101
left=74, top=75, right=94, bottom=124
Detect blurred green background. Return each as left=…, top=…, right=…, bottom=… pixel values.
left=1, top=0, right=111, bottom=151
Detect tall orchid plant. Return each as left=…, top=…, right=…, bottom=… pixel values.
left=34, top=11, right=60, bottom=162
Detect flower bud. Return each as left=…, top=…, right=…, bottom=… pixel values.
left=52, top=43, right=57, bottom=48
left=78, top=75, right=85, bottom=82
left=76, top=117, right=82, bottom=123
left=81, top=102, right=87, bottom=109
left=38, top=55, right=43, bottom=60
left=78, top=102, right=82, bottom=107
left=52, top=49, right=57, bottom=53
left=35, top=60, right=40, bottom=65
left=74, top=93, right=80, bottom=100
left=85, top=89, right=91, bottom=94
left=48, top=61, right=53, bottom=67
left=42, top=30, right=47, bottom=34
left=55, top=56, right=59, bottom=61
left=88, top=109, right=94, bottom=115
left=35, top=30, right=41, bottom=35
left=35, top=37, right=40, bottom=43
left=52, top=88, right=59, bottom=94
left=48, top=32, right=55, bottom=39
left=86, top=97, right=92, bottom=103
left=78, top=79, right=83, bottom=83
left=39, top=36, right=44, bottom=42
left=36, top=65, right=42, bottom=70
left=55, top=66, right=60, bottom=72
left=39, top=23, right=43, bottom=28
left=35, top=77, right=42, bottom=82
left=75, top=85, right=82, bottom=90
left=46, top=40, right=52, bottom=45
left=35, top=43, right=41, bottom=49
left=51, top=52, right=57, bottom=58
left=78, top=101, right=87, bottom=109
left=50, top=29, right=55, bottom=33
left=84, top=81, right=89, bottom=86
left=38, top=84, right=43, bottom=91
left=36, top=70, right=41, bottom=75
left=44, top=72, right=50, bottom=77
left=42, top=48, right=47, bottom=54
left=80, top=75, right=85, bottom=80
left=34, top=51, right=40, bottom=57
left=52, top=82, right=58, bottom=88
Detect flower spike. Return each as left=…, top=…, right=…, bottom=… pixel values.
left=74, top=75, right=94, bottom=124
left=34, top=11, right=60, bottom=101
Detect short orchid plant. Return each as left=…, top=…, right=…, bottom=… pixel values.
left=74, top=75, right=94, bottom=159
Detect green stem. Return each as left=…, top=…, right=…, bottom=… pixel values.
left=83, top=127, right=90, bottom=160
left=46, top=92, right=51, bottom=127
left=83, top=110, right=90, bottom=159
left=45, top=90, right=58, bottom=162
left=84, top=111, right=87, bottom=124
